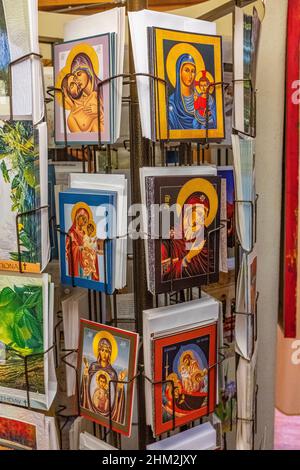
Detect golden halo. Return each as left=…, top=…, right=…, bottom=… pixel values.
left=86, top=220, right=96, bottom=237
left=92, top=330, right=118, bottom=365
left=71, top=202, right=93, bottom=224
left=55, top=42, right=100, bottom=109
left=95, top=370, right=111, bottom=388
left=176, top=178, right=218, bottom=228
left=166, top=43, right=205, bottom=89
left=195, top=70, right=215, bottom=95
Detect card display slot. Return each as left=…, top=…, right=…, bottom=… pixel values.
left=15, top=205, right=49, bottom=274
left=234, top=194, right=259, bottom=254
left=8, top=52, right=45, bottom=125
left=0, top=343, right=56, bottom=410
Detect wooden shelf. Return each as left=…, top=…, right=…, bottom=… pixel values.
left=38, top=0, right=208, bottom=14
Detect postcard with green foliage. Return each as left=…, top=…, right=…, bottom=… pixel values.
left=0, top=120, right=48, bottom=273
left=0, top=272, right=56, bottom=410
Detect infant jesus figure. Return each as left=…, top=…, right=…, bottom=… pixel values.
left=82, top=222, right=100, bottom=279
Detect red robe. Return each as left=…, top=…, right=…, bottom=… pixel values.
left=161, top=238, right=210, bottom=281
left=66, top=224, right=99, bottom=281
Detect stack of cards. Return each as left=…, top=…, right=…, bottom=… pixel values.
left=234, top=6, right=261, bottom=137
left=62, top=289, right=89, bottom=397
left=69, top=416, right=94, bottom=450
left=146, top=421, right=216, bottom=450
left=0, top=404, right=59, bottom=450
left=0, top=0, right=44, bottom=122
left=128, top=9, right=217, bottom=140
left=0, top=272, right=56, bottom=410
left=59, top=173, right=127, bottom=294
left=235, top=249, right=257, bottom=360
left=231, top=134, right=256, bottom=253
left=0, top=120, right=49, bottom=273
left=236, top=344, right=258, bottom=450
left=140, top=166, right=221, bottom=294
left=79, top=432, right=117, bottom=451
left=147, top=27, right=225, bottom=142
left=143, top=295, right=220, bottom=436
left=54, top=7, right=125, bottom=145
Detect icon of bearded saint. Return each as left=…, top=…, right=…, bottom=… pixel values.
left=161, top=191, right=212, bottom=282
left=61, top=52, right=104, bottom=134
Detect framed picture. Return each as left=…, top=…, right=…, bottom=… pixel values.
left=153, top=322, right=217, bottom=435
left=54, top=33, right=112, bottom=145
left=151, top=27, right=224, bottom=141
left=78, top=320, right=139, bottom=437
left=59, top=190, right=116, bottom=293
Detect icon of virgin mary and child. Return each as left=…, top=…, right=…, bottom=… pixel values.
left=167, top=48, right=216, bottom=131
left=60, top=50, right=104, bottom=134
left=163, top=348, right=208, bottom=419
left=161, top=178, right=219, bottom=282
left=66, top=202, right=104, bottom=281
left=80, top=331, right=127, bottom=425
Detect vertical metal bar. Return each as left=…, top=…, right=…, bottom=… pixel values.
left=88, top=289, right=92, bottom=321
left=93, top=145, right=98, bottom=174
left=197, top=143, right=201, bottom=165
left=24, top=355, right=31, bottom=409
left=128, top=0, right=152, bottom=451
left=179, top=143, right=185, bottom=165
left=93, top=290, right=97, bottom=322
left=113, top=292, right=118, bottom=327
left=99, top=292, right=103, bottom=323
left=217, top=148, right=221, bottom=166
left=82, top=145, right=86, bottom=173
left=107, top=144, right=112, bottom=174
left=160, top=141, right=166, bottom=166
left=187, top=142, right=192, bottom=165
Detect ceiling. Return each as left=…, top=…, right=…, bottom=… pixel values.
left=38, top=0, right=209, bottom=15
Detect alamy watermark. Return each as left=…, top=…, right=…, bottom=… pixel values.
left=86, top=202, right=206, bottom=252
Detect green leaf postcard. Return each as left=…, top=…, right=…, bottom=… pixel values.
left=0, top=120, right=43, bottom=273
left=0, top=272, right=56, bottom=410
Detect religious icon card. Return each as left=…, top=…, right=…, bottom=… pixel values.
left=149, top=27, right=224, bottom=141
left=59, top=189, right=117, bottom=294
left=78, top=319, right=139, bottom=437
left=145, top=174, right=221, bottom=294
left=54, top=33, right=113, bottom=145
left=217, top=166, right=235, bottom=248
left=152, top=322, right=217, bottom=436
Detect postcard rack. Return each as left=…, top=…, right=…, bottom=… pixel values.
left=26, top=0, right=262, bottom=451
left=53, top=341, right=226, bottom=448
left=46, top=80, right=233, bottom=448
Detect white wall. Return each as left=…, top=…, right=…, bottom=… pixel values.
left=255, top=0, right=287, bottom=449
